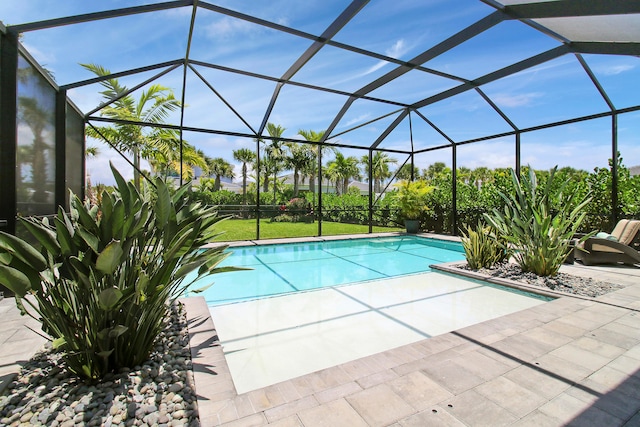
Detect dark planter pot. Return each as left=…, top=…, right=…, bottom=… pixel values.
left=404, top=219, right=420, bottom=234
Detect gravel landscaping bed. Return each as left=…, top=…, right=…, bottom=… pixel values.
left=455, top=261, right=623, bottom=298
left=0, top=303, right=198, bottom=427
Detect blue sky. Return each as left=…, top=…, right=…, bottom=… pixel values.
left=2, top=0, right=639, bottom=185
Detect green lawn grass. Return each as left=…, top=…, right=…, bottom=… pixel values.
left=213, top=219, right=403, bottom=241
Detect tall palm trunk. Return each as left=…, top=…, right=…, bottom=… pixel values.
left=133, top=146, right=141, bottom=192
left=293, top=169, right=300, bottom=197
left=241, top=164, right=248, bottom=205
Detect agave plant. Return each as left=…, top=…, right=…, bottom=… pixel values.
left=0, top=164, right=242, bottom=380
left=460, top=223, right=510, bottom=270
left=484, top=166, right=591, bottom=277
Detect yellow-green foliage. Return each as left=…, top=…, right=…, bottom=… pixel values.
left=461, top=223, right=508, bottom=270
left=395, top=180, right=435, bottom=219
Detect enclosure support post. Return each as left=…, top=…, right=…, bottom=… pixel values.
left=611, top=114, right=619, bottom=225
left=0, top=31, right=19, bottom=234
left=317, top=147, right=323, bottom=237
left=515, top=132, right=521, bottom=178
left=410, top=154, right=415, bottom=181
left=55, top=90, right=67, bottom=211
left=255, top=141, right=261, bottom=240
left=368, top=148, right=373, bottom=233
left=452, top=144, right=457, bottom=236
left=409, top=110, right=415, bottom=182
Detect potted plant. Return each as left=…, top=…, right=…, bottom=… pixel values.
left=395, top=180, right=434, bottom=233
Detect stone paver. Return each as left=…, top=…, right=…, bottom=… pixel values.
left=297, top=398, right=368, bottom=427
left=475, top=376, right=548, bottom=418
left=398, top=406, right=466, bottom=426
left=346, top=384, right=415, bottom=426
left=419, top=355, right=487, bottom=394
left=0, top=297, right=48, bottom=394
left=538, top=392, right=626, bottom=426
left=443, top=389, right=519, bottom=427
left=3, top=248, right=640, bottom=427
left=504, top=364, right=573, bottom=400
left=387, top=371, right=453, bottom=411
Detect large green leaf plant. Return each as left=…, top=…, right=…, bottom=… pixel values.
left=484, top=167, right=591, bottom=277
left=0, top=164, right=242, bottom=380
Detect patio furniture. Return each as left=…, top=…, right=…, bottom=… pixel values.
left=575, top=219, right=640, bottom=266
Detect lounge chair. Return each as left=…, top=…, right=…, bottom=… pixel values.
left=575, top=219, right=640, bottom=266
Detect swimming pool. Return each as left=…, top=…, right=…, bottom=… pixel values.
left=194, top=235, right=552, bottom=393
left=193, top=235, right=467, bottom=305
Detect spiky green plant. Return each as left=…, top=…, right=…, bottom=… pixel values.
left=0, top=164, right=243, bottom=380
left=460, top=223, right=509, bottom=270
left=484, top=167, right=591, bottom=277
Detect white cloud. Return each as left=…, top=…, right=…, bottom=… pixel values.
left=597, top=64, right=635, bottom=76
left=204, top=17, right=257, bottom=39
left=86, top=151, right=146, bottom=186
left=493, top=92, right=543, bottom=108
left=327, top=39, right=413, bottom=87
left=344, top=114, right=371, bottom=128
left=386, top=39, right=407, bottom=58
left=361, top=39, right=410, bottom=76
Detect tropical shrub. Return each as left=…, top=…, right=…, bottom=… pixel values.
left=484, top=166, right=592, bottom=277
left=191, top=187, right=241, bottom=206
left=0, top=165, right=241, bottom=380
left=286, top=197, right=311, bottom=213
left=460, top=223, right=509, bottom=269
left=313, top=193, right=368, bottom=224
left=394, top=180, right=435, bottom=220
left=269, top=198, right=314, bottom=223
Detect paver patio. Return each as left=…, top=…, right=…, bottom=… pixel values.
left=185, top=257, right=640, bottom=427
left=2, top=245, right=640, bottom=426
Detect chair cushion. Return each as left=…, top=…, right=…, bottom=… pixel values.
left=596, top=232, right=618, bottom=241
left=610, top=219, right=630, bottom=240
left=618, top=220, right=640, bottom=246
left=591, top=243, right=623, bottom=253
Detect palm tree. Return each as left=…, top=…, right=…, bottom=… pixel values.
left=395, top=163, right=420, bottom=181
left=297, top=129, right=335, bottom=195
left=326, top=152, right=361, bottom=195
left=207, top=157, right=234, bottom=191
left=264, top=123, right=286, bottom=204
left=457, top=166, right=473, bottom=185
left=85, top=146, right=100, bottom=158
left=146, top=130, right=206, bottom=180
left=17, top=97, right=53, bottom=204
left=233, top=148, right=256, bottom=205
left=361, top=151, right=397, bottom=193
left=471, top=166, right=492, bottom=189
left=324, top=163, right=341, bottom=194
left=253, top=156, right=271, bottom=193
left=84, top=145, right=101, bottom=202
left=82, top=63, right=182, bottom=191
left=423, top=162, right=449, bottom=182
left=285, top=143, right=313, bottom=197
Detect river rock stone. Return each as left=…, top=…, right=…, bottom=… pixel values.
left=0, top=303, right=199, bottom=427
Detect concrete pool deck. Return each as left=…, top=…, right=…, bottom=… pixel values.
left=2, top=233, right=640, bottom=426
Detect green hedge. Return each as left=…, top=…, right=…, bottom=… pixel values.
left=188, top=158, right=640, bottom=234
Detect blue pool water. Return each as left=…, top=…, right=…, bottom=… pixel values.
left=191, top=236, right=466, bottom=306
